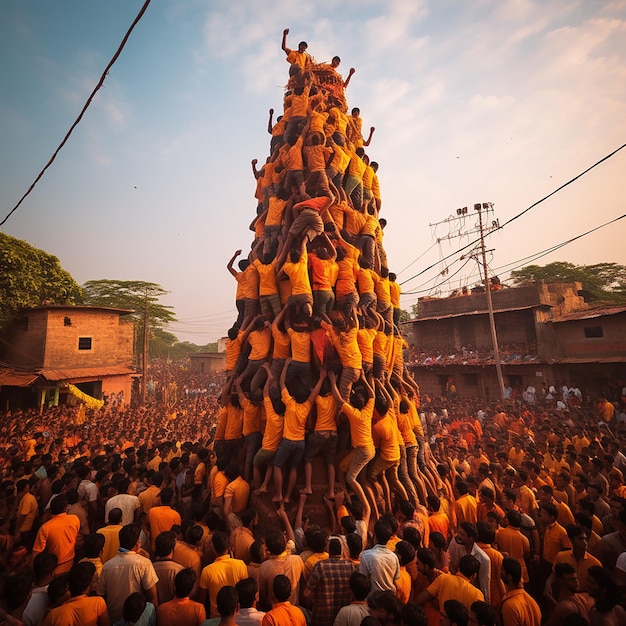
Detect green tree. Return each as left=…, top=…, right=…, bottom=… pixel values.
left=397, top=308, right=411, bottom=323
left=82, top=279, right=176, bottom=362
left=0, top=233, right=82, bottom=329
left=510, top=261, right=626, bottom=304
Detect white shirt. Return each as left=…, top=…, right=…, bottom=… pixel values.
left=236, top=606, right=266, bottom=626
left=447, top=540, right=491, bottom=603
left=358, top=544, right=400, bottom=596
left=105, top=493, right=140, bottom=526
left=22, top=585, right=49, bottom=626
left=97, top=550, right=159, bottom=622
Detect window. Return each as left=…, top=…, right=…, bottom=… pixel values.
left=78, top=337, right=92, bottom=350
left=463, top=373, right=479, bottom=386
left=64, top=317, right=72, bottom=326
left=584, top=326, right=603, bottom=338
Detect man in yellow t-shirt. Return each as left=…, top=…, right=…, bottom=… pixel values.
left=301, top=371, right=338, bottom=501
left=15, top=479, right=39, bottom=549
left=273, top=359, right=325, bottom=504
left=281, top=28, right=311, bottom=73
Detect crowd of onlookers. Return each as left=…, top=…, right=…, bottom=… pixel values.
left=406, top=344, right=540, bottom=367
left=0, top=356, right=625, bottom=626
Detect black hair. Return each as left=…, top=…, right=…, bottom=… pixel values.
left=236, top=577, right=258, bottom=609
left=272, top=574, right=291, bottom=602
left=174, top=568, right=196, bottom=598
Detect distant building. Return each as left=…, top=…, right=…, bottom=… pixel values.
left=0, top=305, right=135, bottom=411
left=189, top=352, right=226, bottom=374
left=403, top=282, right=626, bottom=399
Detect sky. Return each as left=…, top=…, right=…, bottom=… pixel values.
left=1, top=0, right=625, bottom=343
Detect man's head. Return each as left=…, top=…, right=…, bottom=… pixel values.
left=174, top=568, right=196, bottom=599
left=155, top=531, right=176, bottom=558
left=119, top=523, right=141, bottom=551
left=297, top=41, right=308, bottom=53
left=554, top=562, right=579, bottom=594
left=236, top=577, right=259, bottom=609
left=469, top=601, right=495, bottom=626
left=272, top=574, right=291, bottom=602
left=501, top=557, right=522, bottom=587
left=212, top=531, right=230, bottom=556
left=442, top=599, right=469, bottom=626
left=68, top=562, right=95, bottom=597
left=455, top=522, right=478, bottom=547
left=459, top=555, right=480, bottom=581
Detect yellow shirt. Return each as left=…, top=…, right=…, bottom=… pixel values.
left=199, top=554, right=248, bottom=618
left=224, top=476, right=250, bottom=514
left=253, top=259, right=279, bottom=295
left=341, top=399, right=375, bottom=451
left=262, top=397, right=284, bottom=451
left=372, top=414, right=400, bottom=462
left=426, top=572, right=484, bottom=610
left=271, top=325, right=291, bottom=360
left=17, top=492, right=38, bottom=532
left=281, top=388, right=312, bottom=441
left=314, top=395, right=338, bottom=431
left=542, top=521, right=571, bottom=564
left=500, top=588, right=541, bottom=626
left=240, top=396, right=262, bottom=436
left=287, top=328, right=311, bottom=363
left=224, top=404, right=244, bottom=440
left=328, top=324, right=362, bottom=369
left=553, top=550, right=601, bottom=592
left=248, top=328, right=271, bottom=361
left=283, top=252, right=311, bottom=296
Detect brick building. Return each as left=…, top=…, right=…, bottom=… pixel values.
left=0, top=305, right=135, bottom=411
left=403, top=282, right=626, bottom=399
left=189, top=352, right=226, bottom=374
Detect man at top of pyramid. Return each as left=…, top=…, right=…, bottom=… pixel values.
left=282, top=28, right=311, bottom=75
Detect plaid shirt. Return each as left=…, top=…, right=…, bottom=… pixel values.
left=305, top=556, right=357, bottom=626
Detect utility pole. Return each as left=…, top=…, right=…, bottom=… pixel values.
left=429, top=202, right=506, bottom=400
left=474, top=203, right=506, bottom=400
left=141, top=289, right=148, bottom=405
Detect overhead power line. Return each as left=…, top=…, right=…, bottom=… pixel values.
left=0, top=0, right=152, bottom=227
left=399, top=140, right=626, bottom=287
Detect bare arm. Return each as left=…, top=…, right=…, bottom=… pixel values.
left=267, top=108, right=274, bottom=134
left=307, top=368, right=327, bottom=405
left=145, top=584, right=158, bottom=607
left=363, top=126, right=375, bottom=147
left=281, top=28, right=290, bottom=54
left=227, top=249, right=242, bottom=278
left=343, top=67, right=355, bottom=88
left=279, top=357, right=291, bottom=391
left=251, top=159, right=260, bottom=179
left=276, top=505, right=295, bottom=544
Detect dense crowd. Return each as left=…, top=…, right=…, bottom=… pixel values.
left=0, top=354, right=625, bottom=626
left=406, top=344, right=540, bottom=368
left=2, top=30, right=626, bottom=626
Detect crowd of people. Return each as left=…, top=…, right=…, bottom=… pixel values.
left=1, top=29, right=626, bottom=626
left=406, top=344, right=540, bottom=368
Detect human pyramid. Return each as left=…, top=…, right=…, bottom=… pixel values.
left=218, top=29, right=441, bottom=522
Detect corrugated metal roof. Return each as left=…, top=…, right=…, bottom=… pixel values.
left=27, top=305, right=134, bottom=315
left=549, top=305, right=626, bottom=323
left=40, top=366, right=135, bottom=381
left=547, top=356, right=626, bottom=364
left=407, top=304, right=540, bottom=322
left=0, top=370, right=39, bottom=386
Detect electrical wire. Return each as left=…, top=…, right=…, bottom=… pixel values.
left=0, top=0, right=152, bottom=227
left=399, top=140, right=626, bottom=287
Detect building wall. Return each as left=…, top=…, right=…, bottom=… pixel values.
left=5, top=308, right=134, bottom=370
left=408, top=310, right=537, bottom=352
left=101, top=374, right=133, bottom=401
left=189, top=353, right=226, bottom=373
left=41, top=309, right=134, bottom=369
left=549, top=314, right=626, bottom=359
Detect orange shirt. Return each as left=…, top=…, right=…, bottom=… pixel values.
left=496, top=527, right=530, bottom=582
left=148, top=506, right=181, bottom=546
left=43, top=595, right=107, bottom=626
left=372, top=414, right=400, bottom=462
left=262, top=601, right=306, bottom=626
left=253, top=259, right=279, bottom=295
left=156, top=597, right=206, bottom=626
left=33, top=513, right=80, bottom=570
left=327, top=324, right=362, bottom=369
left=553, top=550, right=601, bottom=592
left=357, top=327, right=376, bottom=364
left=308, top=254, right=338, bottom=291
left=455, top=494, right=478, bottom=525
left=426, top=572, right=484, bottom=610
